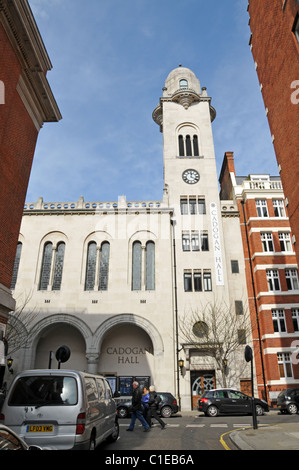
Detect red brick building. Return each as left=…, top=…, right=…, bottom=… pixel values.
left=220, top=152, right=299, bottom=406
left=0, top=0, right=61, bottom=333
left=248, top=0, right=299, bottom=266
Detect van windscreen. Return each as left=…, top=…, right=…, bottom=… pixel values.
left=8, top=376, right=78, bottom=406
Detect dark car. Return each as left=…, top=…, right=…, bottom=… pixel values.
left=197, top=388, right=269, bottom=417
left=277, top=388, right=299, bottom=414
left=116, top=392, right=179, bottom=418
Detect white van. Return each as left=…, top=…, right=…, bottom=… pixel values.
left=0, top=369, right=119, bottom=450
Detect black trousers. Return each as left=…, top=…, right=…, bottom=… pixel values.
left=143, top=405, right=151, bottom=425
left=147, top=407, right=165, bottom=427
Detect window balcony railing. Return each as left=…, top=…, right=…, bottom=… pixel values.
left=244, top=180, right=283, bottom=191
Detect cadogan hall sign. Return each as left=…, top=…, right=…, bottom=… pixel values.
left=210, top=202, right=224, bottom=286
left=107, top=346, right=153, bottom=364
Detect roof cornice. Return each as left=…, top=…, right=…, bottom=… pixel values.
left=0, top=0, right=62, bottom=123
left=0, top=0, right=52, bottom=71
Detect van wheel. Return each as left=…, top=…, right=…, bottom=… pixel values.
left=89, top=434, right=96, bottom=450
left=118, top=406, right=128, bottom=418
left=107, top=420, right=119, bottom=442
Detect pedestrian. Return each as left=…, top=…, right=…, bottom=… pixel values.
left=126, top=381, right=151, bottom=432
left=142, top=386, right=151, bottom=425
left=148, top=385, right=166, bottom=429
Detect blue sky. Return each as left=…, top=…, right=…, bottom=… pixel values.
left=26, top=0, right=278, bottom=204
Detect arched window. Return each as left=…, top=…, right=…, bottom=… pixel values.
left=177, top=132, right=200, bottom=157
left=39, top=242, right=53, bottom=290
left=186, top=135, right=192, bottom=156
left=146, top=241, right=155, bottom=290
left=179, top=79, right=188, bottom=89
left=193, top=135, right=199, bottom=156
left=85, top=242, right=97, bottom=291
left=179, top=135, right=184, bottom=156
left=132, top=241, right=142, bottom=291
left=11, top=242, right=22, bottom=290
left=99, top=242, right=110, bottom=291
left=52, top=242, right=65, bottom=291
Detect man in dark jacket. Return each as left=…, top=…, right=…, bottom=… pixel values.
left=127, top=381, right=150, bottom=432
left=148, top=385, right=166, bottom=429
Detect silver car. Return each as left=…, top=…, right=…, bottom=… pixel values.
left=0, top=370, right=119, bottom=450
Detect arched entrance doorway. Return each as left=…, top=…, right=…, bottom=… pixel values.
left=98, top=323, right=154, bottom=396
left=35, top=323, right=86, bottom=371
left=191, top=371, right=215, bottom=409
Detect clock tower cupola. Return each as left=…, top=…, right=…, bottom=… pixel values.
left=152, top=66, right=218, bottom=208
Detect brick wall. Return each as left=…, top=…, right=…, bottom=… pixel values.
left=240, top=191, right=299, bottom=400
left=248, top=0, right=299, bottom=266
left=0, top=22, right=38, bottom=292
left=220, top=150, right=299, bottom=403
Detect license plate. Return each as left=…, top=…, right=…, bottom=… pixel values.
left=26, top=425, right=53, bottom=433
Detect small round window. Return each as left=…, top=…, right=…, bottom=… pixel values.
left=192, top=321, right=208, bottom=338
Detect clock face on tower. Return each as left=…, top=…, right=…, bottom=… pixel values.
left=182, top=169, right=200, bottom=184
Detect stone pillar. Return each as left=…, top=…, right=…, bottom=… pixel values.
left=86, top=353, right=100, bottom=374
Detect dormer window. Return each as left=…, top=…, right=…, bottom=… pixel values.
left=179, top=79, right=188, bottom=89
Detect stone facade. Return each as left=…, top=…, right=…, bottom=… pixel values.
left=6, top=67, right=251, bottom=410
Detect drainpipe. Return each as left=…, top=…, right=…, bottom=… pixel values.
left=171, top=219, right=181, bottom=410
left=241, top=200, right=268, bottom=403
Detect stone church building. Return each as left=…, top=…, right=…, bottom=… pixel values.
left=8, top=67, right=253, bottom=410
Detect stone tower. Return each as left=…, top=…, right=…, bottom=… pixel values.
left=153, top=66, right=250, bottom=409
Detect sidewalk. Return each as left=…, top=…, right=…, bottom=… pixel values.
left=180, top=410, right=299, bottom=450
left=229, top=422, right=299, bottom=450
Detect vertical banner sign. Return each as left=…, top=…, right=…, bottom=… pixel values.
left=210, top=202, right=224, bottom=286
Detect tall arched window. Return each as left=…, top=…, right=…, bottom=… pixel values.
left=85, top=242, right=97, bottom=291
left=193, top=135, right=199, bottom=156
left=132, top=241, right=142, bottom=291
left=146, top=241, right=155, bottom=290
left=186, top=135, right=192, bottom=155
left=11, top=242, right=22, bottom=290
left=179, top=135, right=184, bottom=156
left=39, top=242, right=53, bottom=290
left=52, top=242, right=66, bottom=291
left=99, top=242, right=110, bottom=291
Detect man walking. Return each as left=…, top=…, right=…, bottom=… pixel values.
left=148, top=385, right=166, bottom=429
left=127, top=381, right=151, bottom=432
